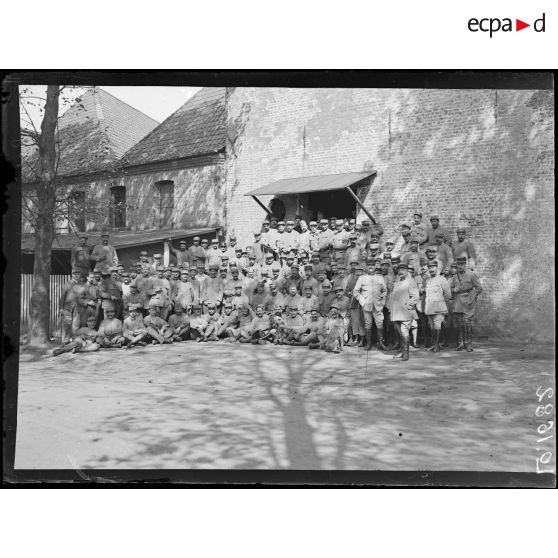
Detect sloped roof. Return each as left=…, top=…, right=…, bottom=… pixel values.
left=121, top=87, right=226, bottom=167
left=21, top=87, right=159, bottom=182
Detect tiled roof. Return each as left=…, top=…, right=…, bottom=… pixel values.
left=121, top=87, right=226, bottom=167
left=21, top=87, right=159, bottom=182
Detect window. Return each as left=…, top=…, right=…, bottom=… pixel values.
left=156, top=180, right=174, bottom=228
left=69, top=191, right=86, bottom=232
left=109, top=186, right=126, bottom=229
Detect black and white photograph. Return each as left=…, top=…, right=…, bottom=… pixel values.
left=2, top=72, right=555, bottom=483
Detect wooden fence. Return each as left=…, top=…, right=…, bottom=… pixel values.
left=20, top=274, right=71, bottom=337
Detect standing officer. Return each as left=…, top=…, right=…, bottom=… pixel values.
left=450, top=256, right=482, bottom=352
left=59, top=268, right=85, bottom=343
left=452, top=228, right=477, bottom=271
left=189, top=237, right=206, bottom=268
left=424, top=261, right=451, bottom=352
left=317, top=219, right=334, bottom=263
left=390, top=263, right=420, bottom=361
left=353, top=262, right=388, bottom=351
left=99, top=266, right=123, bottom=320
left=426, top=215, right=452, bottom=246
left=410, top=211, right=428, bottom=248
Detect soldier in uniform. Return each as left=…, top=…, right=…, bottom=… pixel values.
left=425, top=245, right=443, bottom=275
left=96, top=304, right=125, bottom=348
left=200, top=264, right=224, bottom=312
left=263, top=282, right=285, bottom=313
left=331, top=219, right=350, bottom=266
left=90, top=232, right=119, bottom=269
left=59, top=269, right=86, bottom=343
left=166, top=302, right=191, bottom=342
left=410, top=211, right=428, bottom=249
left=168, top=239, right=192, bottom=267
left=188, top=304, right=208, bottom=341
left=53, top=316, right=100, bottom=356
left=122, top=282, right=144, bottom=320
left=317, top=219, right=334, bottom=264
left=353, top=262, right=388, bottom=351
left=435, top=232, right=454, bottom=272
left=189, top=237, right=206, bottom=269
left=345, top=262, right=365, bottom=346
left=137, top=251, right=152, bottom=275
left=249, top=281, right=268, bottom=311
left=398, top=228, right=412, bottom=256
left=70, top=235, right=91, bottom=278
left=452, top=228, right=477, bottom=271
left=279, top=306, right=305, bottom=345
left=290, top=308, right=325, bottom=346
left=122, top=303, right=148, bottom=348
left=243, top=304, right=272, bottom=344
left=99, top=266, right=123, bottom=320
left=390, top=263, right=420, bottom=362
left=283, top=220, right=300, bottom=254
left=143, top=302, right=173, bottom=344
left=298, top=285, right=319, bottom=317
left=214, top=302, right=240, bottom=340
left=174, top=270, right=196, bottom=313
left=400, top=236, right=426, bottom=274
left=423, top=261, right=451, bottom=352
left=148, top=254, right=163, bottom=276
left=309, top=305, right=344, bottom=353
left=426, top=215, right=452, bottom=246
left=450, top=256, right=483, bottom=352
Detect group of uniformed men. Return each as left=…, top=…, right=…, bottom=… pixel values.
left=54, top=212, right=482, bottom=362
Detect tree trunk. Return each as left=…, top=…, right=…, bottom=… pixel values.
left=28, top=86, right=60, bottom=347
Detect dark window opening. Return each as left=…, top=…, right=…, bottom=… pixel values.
left=269, top=197, right=286, bottom=221
left=306, top=189, right=357, bottom=221
left=110, top=186, right=126, bottom=229
left=156, top=180, right=174, bottom=229
left=69, top=191, right=86, bottom=232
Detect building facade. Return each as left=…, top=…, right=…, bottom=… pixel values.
left=223, top=87, right=555, bottom=342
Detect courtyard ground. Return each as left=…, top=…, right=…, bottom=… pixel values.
left=14, top=339, right=555, bottom=472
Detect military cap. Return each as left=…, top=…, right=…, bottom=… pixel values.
left=234, top=284, right=243, bottom=290
left=71, top=267, right=82, bottom=274
left=128, top=303, right=141, bottom=311
left=322, top=279, right=332, bottom=288
left=456, top=256, right=467, bottom=264
left=235, top=246, right=243, bottom=252
left=407, top=263, right=415, bottom=271
left=163, top=266, right=172, bottom=271
left=148, top=299, right=159, bottom=308
left=288, top=306, right=299, bottom=311
left=349, top=218, right=356, bottom=224
left=369, top=243, right=379, bottom=250
left=192, top=304, right=202, bottom=311
left=337, top=265, right=347, bottom=270
left=430, top=215, right=440, bottom=221
left=262, top=220, right=270, bottom=225
left=349, top=233, right=358, bottom=239
left=206, top=302, right=216, bottom=309
left=153, top=253, right=162, bottom=258
left=101, top=232, right=110, bottom=238
left=122, top=272, right=130, bottom=277
left=355, top=264, right=365, bottom=271
left=450, top=262, right=458, bottom=268
left=320, top=218, right=328, bottom=224
left=253, top=231, right=262, bottom=237
left=329, top=303, right=340, bottom=310
left=270, top=282, right=278, bottom=288
left=248, top=253, right=256, bottom=260
left=156, top=265, right=164, bottom=271
left=229, top=235, right=237, bottom=240
left=271, top=265, right=281, bottom=271
left=208, top=264, right=219, bottom=271
left=201, top=238, right=209, bottom=243
left=456, top=227, right=466, bottom=233
left=224, top=302, right=233, bottom=308
left=434, top=232, right=445, bottom=238
left=261, top=268, right=269, bottom=275
left=180, top=269, right=189, bottom=275
left=391, top=255, right=401, bottom=264
left=335, top=219, right=344, bottom=226
left=291, top=263, right=300, bottom=270
left=312, top=250, right=321, bottom=256
left=413, top=211, right=423, bottom=217
left=409, top=235, right=420, bottom=243
left=139, top=250, right=148, bottom=256
left=361, top=220, right=370, bottom=226
left=108, top=266, right=118, bottom=272
left=98, top=266, right=110, bottom=274
left=354, top=223, right=362, bottom=230
left=381, top=258, right=391, bottom=265
left=265, top=253, right=274, bottom=259
left=304, top=284, right=313, bottom=290
left=104, top=300, right=116, bottom=311
left=349, top=258, right=359, bottom=265
left=426, top=245, right=437, bottom=252
left=286, top=252, right=295, bottom=259
left=304, top=264, right=313, bottom=270
left=427, top=260, right=438, bottom=268
left=211, top=239, right=219, bottom=244
left=179, top=240, right=187, bottom=245
left=384, top=239, right=395, bottom=246
left=286, top=220, right=294, bottom=225
left=332, top=282, right=343, bottom=291
left=193, top=236, right=200, bottom=241
left=277, top=221, right=285, bottom=226
left=402, top=229, right=411, bottom=236
left=221, top=254, right=230, bottom=260
left=309, top=221, right=318, bottom=226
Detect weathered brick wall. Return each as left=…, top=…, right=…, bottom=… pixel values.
left=22, top=161, right=224, bottom=234
left=224, top=87, right=555, bottom=342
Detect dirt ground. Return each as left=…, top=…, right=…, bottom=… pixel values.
left=14, top=339, right=556, bottom=471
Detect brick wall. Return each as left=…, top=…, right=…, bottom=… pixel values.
left=224, top=87, right=555, bottom=342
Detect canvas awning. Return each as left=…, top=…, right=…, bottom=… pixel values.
left=245, top=171, right=375, bottom=196
left=21, top=227, right=219, bottom=253
left=245, top=170, right=377, bottom=224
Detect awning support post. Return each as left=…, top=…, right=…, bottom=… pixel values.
left=345, top=186, right=376, bottom=225
left=251, top=196, right=273, bottom=216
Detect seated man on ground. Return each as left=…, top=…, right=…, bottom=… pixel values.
left=240, top=304, right=272, bottom=345
left=53, top=316, right=101, bottom=356
left=122, top=303, right=148, bottom=348
left=189, top=304, right=209, bottom=341
left=214, top=302, right=239, bottom=340
left=201, top=303, right=222, bottom=342
left=167, top=302, right=191, bottom=342
left=291, top=309, right=325, bottom=346
left=143, top=302, right=174, bottom=345
left=96, top=305, right=125, bottom=348
left=309, top=304, right=344, bottom=353
left=230, top=304, right=254, bottom=342
left=278, top=305, right=304, bottom=345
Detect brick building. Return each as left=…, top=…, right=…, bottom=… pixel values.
left=21, top=87, right=225, bottom=270
left=223, top=87, right=555, bottom=342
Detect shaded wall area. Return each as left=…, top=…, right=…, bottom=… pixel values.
left=224, top=87, right=555, bottom=342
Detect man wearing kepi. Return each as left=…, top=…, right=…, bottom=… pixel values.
left=450, top=256, right=483, bottom=352
left=353, top=262, right=388, bottom=351
left=423, top=260, right=451, bottom=353
left=390, top=263, right=419, bottom=362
